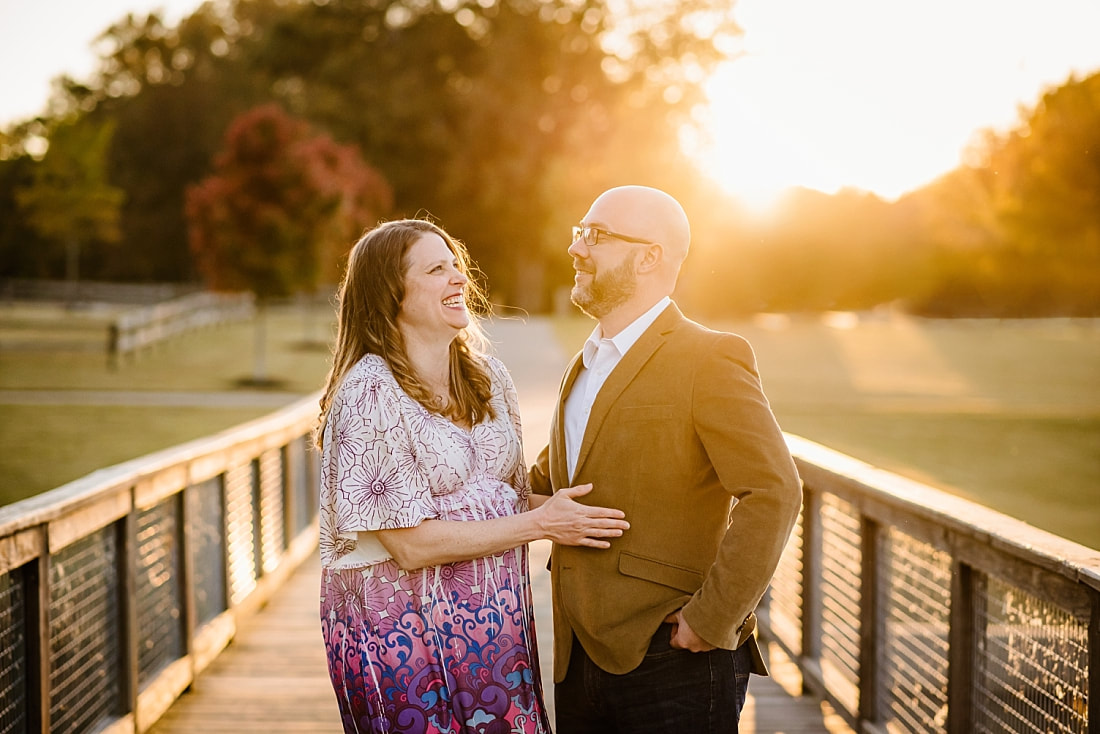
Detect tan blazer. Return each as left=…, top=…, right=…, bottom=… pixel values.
left=530, top=303, right=802, bottom=682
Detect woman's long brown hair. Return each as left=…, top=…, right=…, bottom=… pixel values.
left=314, top=219, right=495, bottom=449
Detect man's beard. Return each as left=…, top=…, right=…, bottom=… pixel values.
left=571, top=255, right=637, bottom=319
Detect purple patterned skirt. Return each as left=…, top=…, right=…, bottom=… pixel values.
left=321, top=545, right=551, bottom=734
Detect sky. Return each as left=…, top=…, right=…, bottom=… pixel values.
left=692, top=0, right=1100, bottom=203
left=0, top=0, right=200, bottom=121
left=2, top=0, right=1100, bottom=203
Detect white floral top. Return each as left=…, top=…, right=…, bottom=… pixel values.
left=318, top=353, right=530, bottom=568
left=317, top=353, right=550, bottom=732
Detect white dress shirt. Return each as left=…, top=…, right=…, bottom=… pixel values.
left=564, top=297, right=671, bottom=479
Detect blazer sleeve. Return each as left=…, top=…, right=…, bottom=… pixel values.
left=529, top=443, right=553, bottom=497
left=680, top=332, right=802, bottom=649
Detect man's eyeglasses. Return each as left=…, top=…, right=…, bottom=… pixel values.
left=572, top=225, right=656, bottom=247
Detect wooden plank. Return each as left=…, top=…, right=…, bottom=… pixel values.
left=0, top=526, right=43, bottom=575
left=47, top=487, right=129, bottom=551
left=133, top=466, right=187, bottom=510
left=147, top=552, right=341, bottom=733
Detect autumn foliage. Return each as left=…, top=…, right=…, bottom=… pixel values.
left=185, top=104, right=392, bottom=298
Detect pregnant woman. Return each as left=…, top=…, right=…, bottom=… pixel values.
left=315, top=218, right=629, bottom=733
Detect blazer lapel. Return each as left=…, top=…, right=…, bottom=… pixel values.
left=572, top=304, right=682, bottom=480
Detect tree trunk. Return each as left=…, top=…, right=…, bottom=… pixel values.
left=253, top=301, right=268, bottom=383
left=65, top=239, right=80, bottom=304
left=300, top=290, right=317, bottom=344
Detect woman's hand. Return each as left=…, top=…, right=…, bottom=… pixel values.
left=378, top=484, right=628, bottom=570
left=532, top=483, right=629, bottom=548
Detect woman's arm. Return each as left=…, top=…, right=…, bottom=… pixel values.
left=377, top=483, right=627, bottom=570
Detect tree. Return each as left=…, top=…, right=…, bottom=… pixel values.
left=0, top=0, right=739, bottom=307
left=244, top=0, right=739, bottom=308
left=93, top=6, right=273, bottom=281
left=186, top=103, right=392, bottom=382
left=991, top=72, right=1100, bottom=314
left=908, top=71, right=1100, bottom=316
left=13, top=119, right=125, bottom=295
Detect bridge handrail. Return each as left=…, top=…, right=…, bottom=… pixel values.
left=760, top=433, right=1100, bottom=734
left=0, top=392, right=322, bottom=734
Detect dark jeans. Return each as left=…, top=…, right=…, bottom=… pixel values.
left=555, top=623, right=752, bottom=734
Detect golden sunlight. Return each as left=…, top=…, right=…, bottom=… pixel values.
left=685, top=0, right=1100, bottom=209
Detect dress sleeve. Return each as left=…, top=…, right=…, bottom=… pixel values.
left=489, top=356, right=531, bottom=499
left=322, top=368, right=437, bottom=534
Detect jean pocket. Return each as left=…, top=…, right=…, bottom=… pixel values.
left=645, top=623, right=684, bottom=660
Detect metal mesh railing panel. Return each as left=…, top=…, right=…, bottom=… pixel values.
left=135, top=497, right=183, bottom=688
left=0, top=569, right=27, bottom=734
left=258, top=448, right=285, bottom=573
left=971, top=573, right=1088, bottom=734
left=48, top=526, right=121, bottom=734
left=766, top=505, right=804, bottom=655
left=879, top=529, right=951, bottom=733
left=188, top=476, right=227, bottom=626
left=225, top=462, right=258, bottom=605
left=819, top=493, right=861, bottom=713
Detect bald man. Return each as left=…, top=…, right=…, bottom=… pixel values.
left=529, top=185, right=802, bottom=732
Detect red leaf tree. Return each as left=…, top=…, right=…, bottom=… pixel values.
left=186, top=103, right=392, bottom=300
left=186, top=104, right=392, bottom=381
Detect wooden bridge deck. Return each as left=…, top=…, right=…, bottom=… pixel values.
left=150, top=544, right=852, bottom=734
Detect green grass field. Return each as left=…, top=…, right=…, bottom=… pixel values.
left=0, top=304, right=337, bottom=504
left=2, top=303, right=1097, bottom=550
left=552, top=313, right=1100, bottom=550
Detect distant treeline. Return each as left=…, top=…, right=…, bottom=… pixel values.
left=0, top=0, right=1096, bottom=317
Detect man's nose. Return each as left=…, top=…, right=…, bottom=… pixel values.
left=567, top=237, right=588, bottom=259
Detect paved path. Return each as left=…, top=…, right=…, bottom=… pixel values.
left=0, top=388, right=303, bottom=407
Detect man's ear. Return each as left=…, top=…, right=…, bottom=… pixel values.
left=636, top=243, right=663, bottom=273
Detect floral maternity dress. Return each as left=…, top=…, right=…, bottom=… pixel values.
left=319, top=354, right=550, bottom=734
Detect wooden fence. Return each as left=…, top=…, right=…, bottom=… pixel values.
left=761, top=434, right=1100, bottom=734
left=108, top=292, right=255, bottom=366
left=0, top=395, right=319, bottom=734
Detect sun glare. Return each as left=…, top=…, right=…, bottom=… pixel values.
left=690, top=50, right=950, bottom=210
left=685, top=60, right=831, bottom=212
left=684, top=0, right=1100, bottom=212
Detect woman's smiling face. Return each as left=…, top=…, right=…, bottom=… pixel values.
left=396, top=232, right=470, bottom=343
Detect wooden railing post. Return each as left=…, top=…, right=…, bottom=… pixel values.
left=119, top=513, right=139, bottom=726
left=801, top=487, right=823, bottom=693
left=179, top=485, right=197, bottom=670
left=946, top=561, right=974, bottom=734
left=29, top=550, right=49, bottom=734
left=1090, top=593, right=1099, bottom=734
left=858, top=517, right=881, bottom=725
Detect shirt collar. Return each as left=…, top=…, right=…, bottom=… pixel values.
left=582, top=296, right=671, bottom=368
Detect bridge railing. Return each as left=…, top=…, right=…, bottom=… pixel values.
left=0, top=394, right=320, bottom=734
left=3, top=401, right=1096, bottom=734
left=760, top=434, right=1100, bottom=734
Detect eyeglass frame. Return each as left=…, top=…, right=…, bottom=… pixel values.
left=571, top=224, right=657, bottom=247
